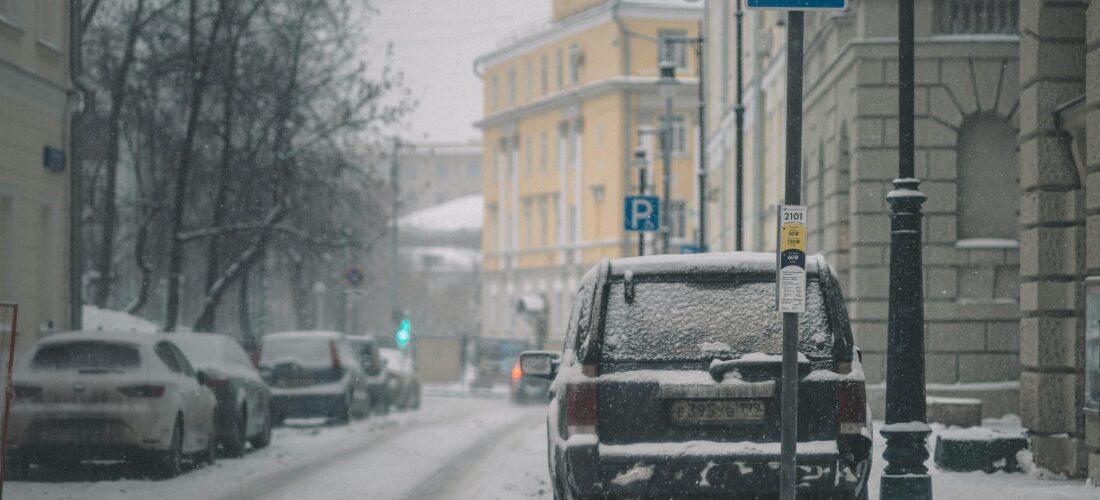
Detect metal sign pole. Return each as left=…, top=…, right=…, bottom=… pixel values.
left=0, top=303, right=20, bottom=498
left=780, top=10, right=804, bottom=500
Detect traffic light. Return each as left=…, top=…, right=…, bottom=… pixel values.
left=395, top=317, right=411, bottom=348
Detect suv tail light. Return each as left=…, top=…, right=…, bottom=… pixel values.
left=330, top=341, right=342, bottom=370
left=511, top=361, right=523, bottom=384
left=118, top=384, right=166, bottom=398
left=565, top=381, right=598, bottom=437
left=837, top=380, right=867, bottom=435
left=252, top=344, right=263, bottom=367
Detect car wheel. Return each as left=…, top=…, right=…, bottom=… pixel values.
left=223, top=408, right=247, bottom=458
left=200, top=429, right=217, bottom=466
left=332, top=392, right=352, bottom=424
left=153, top=419, right=184, bottom=479
left=249, top=411, right=273, bottom=449
left=410, top=385, right=420, bottom=409
left=374, top=392, right=390, bottom=416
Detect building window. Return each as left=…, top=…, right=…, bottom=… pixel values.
left=490, top=146, right=499, bottom=183
left=523, top=199, right=534, bottom=248
left=538, top=197, right=549, bottom=247
left=658, top=29, right=688, bottom=70
left=403, top=164, right=417, bottom=180
left=491, top=75, right=499, bottom=112
left=662, top=115, right=688, bottom=155
left=555, top=48, right=564, bottom=89
left=467, top=162, right=479, bottom=180
left=571, top=120, right=583, bottom=168
left=435, top=163, right=448, bottom=179
left=488, top=205, right=500, bottom=251
left=525, top=135, right=533, bottom=176
left=539, top=132, right=548, bottom=173
left=525, top=60, right=533, bottom=102
left=568, top=43, right=581, bottom=85
left=670, top=200, right=687, bottom=239
left=957, top=114, right=1018, bottom=240
left=933, top=0, right=1018, bottom=35
left=507, top=68, right=516, bottom=106
left=557, top=123, right=568, bottom=170
left=540, top=54, right=549, bottom=95
left=36, top=0, right=63, bottom=49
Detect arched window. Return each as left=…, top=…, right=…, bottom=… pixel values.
left=956, top=114, right=1018, bottom=241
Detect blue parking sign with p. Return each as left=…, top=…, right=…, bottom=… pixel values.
left=746, top=0, right=846, bottom=10
left=624, top=196, right=659, bottom=232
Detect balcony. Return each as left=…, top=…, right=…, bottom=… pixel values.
left=934, top=0, right=1019, bottom=35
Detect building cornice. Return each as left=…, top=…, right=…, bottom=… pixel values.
left=474, top=2, right=702, bottom=72
left=476, top=75, right=699, bottom=130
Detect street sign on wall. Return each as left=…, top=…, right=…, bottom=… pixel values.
left=746, top=0, right=847, bottom=10
left=624, top=196, right=660, bottom=232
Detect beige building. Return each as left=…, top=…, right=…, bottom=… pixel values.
left=475, top=0, right=703, bottom=346
left=0, top=0, right=73, bottom=349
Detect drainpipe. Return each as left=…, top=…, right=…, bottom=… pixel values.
left=750, top=10, right=765, bottom=251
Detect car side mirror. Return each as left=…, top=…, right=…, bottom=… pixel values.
left=519, top=351, right=557, bottom=380
left=196, top=370, right=209, bottom=387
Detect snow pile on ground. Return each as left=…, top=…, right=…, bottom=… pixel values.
left=399, top=194, right=483, bottom=232
left=81, top=305, right=160, bottom=333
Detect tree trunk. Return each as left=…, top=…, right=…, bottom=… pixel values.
left=238, top=266, right=253, bottom=351
left=94, top=0, right=146, bottom=308
left=165, top=0, right=227, bottom=331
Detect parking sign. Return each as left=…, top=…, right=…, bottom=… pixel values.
left=624, top=196, right=659, bottom=232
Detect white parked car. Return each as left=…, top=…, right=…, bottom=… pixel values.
left=6, top=331, right=218, bottom=479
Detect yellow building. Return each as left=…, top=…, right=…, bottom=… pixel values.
left=475, top=0, right=702, bottom=345
left=0, top=0, right=73, bottom=347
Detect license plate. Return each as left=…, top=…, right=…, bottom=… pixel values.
left=669, top=400, right=766, bottom=423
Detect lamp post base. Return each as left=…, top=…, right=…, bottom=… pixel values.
left=879, top=474, right=932, bottom=500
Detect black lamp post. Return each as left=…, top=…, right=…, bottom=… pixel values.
left=633, top=146, right=649, bottom=256
left=880, top=0, right=932, bottom=498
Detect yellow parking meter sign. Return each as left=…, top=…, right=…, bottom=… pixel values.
left=776, top=205, right=807, bottom=313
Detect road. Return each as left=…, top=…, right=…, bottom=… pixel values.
left=8, top=395, right=1100, bottom=500
left=7, top=396, right=553, bottom=500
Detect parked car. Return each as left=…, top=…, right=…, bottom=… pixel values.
left=6, top=331, right=218, bottom=479
left=258, top=331, right=371, bottom=424
left=509, top=351, right=559, bottom=404
left=172, top=333, right=272, bottom=457
left=379, top=348, right=420, bottom=410
left=523, top=253, right=872, bottom=500
left=347, top=335, right=391, bottom=414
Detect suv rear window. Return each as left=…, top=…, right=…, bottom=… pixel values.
left=32, top=341, right=142, bottom=372
left=601, top=281, right=832, bottom=362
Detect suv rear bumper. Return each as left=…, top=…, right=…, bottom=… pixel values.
left=559, top=437, right=869, bottom=498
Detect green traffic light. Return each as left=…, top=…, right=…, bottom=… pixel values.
left=396, top=318, right=411, bottom=347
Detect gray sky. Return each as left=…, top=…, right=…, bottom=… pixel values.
left=367, top=0, right=551, bottom=144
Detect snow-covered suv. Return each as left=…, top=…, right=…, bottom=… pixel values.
left=523, top=252, right=872, bottom=500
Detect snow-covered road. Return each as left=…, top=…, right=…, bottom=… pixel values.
left=7, top=396, right=1098, bottom=499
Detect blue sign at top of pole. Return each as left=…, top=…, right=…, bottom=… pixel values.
left=746, top=0, right=847, bottom=10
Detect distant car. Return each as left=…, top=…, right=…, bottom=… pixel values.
left=6, top=331, right=218, bottom=479
left=258, top=331, right=371, bottom=424
left=379, top=348, right=420, bottom=410
left=509, top=351, right=559, bottom=404
left=347, top=335, right=391, bottom=414
left=172, top=333, right=273, bottom=457
left=524, top=253, right=872, bottom=500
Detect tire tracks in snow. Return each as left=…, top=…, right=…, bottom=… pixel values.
left=398, top=408, right=543, bottom=500
left=212, top=399, right=506, bottom=500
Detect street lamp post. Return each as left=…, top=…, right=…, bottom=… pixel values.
left=658, top=59, right=676, bottom=254
left=880, top=0, right=932, bottom=498
left=633, top=147, right=649, bottom=256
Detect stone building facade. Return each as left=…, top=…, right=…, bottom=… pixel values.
left=1016, top=0, right=1099, bottom=481
left=704, top=0, right=1022, bottom=417
left=0, top=0, right=73, bottom=348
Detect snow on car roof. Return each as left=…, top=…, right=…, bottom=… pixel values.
left=608, top=251, right=827, bottom=280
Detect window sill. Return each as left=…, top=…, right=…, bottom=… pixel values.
left=955, top=297, right=1018, bottom=306
left=955, top=238, right=1018, bottom=250
left=37, top=39, right=63, bottom=56
left=0, top=15, right=23, bottom=34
